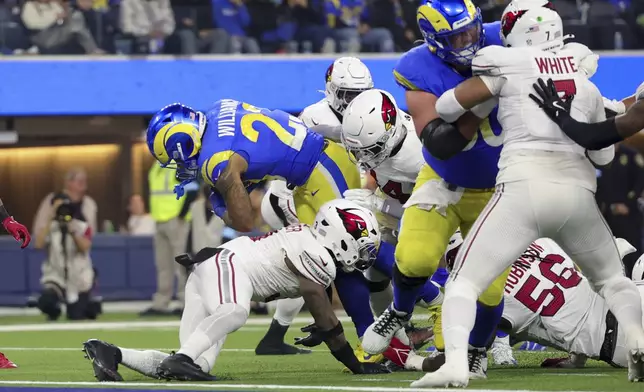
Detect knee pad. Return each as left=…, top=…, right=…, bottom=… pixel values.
left=216, top=303, right=250, bottom=332
left=37, top=287, right=62, bottom=321
left=366, top=279, right=390, bottom=293
left=393, top=264, right=427, bottom=290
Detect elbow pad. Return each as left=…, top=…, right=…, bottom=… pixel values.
left=419, top=118, right=470, bottom=161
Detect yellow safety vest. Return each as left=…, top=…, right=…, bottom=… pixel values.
left=148, top=165, right=192, bottom=223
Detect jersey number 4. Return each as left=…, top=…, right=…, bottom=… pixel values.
left=514, top=254, right=582, bottom=317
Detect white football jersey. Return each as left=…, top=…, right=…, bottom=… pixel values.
left=503, top=238, right=606, bottom=360
left=472, top=45, right=611, bottom=191
left=219, top=224, right=336, bottom=302
left=300, top=98, right=342, bottom=139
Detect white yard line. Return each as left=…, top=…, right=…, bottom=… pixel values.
left=0, top=380, right=595, bottom=392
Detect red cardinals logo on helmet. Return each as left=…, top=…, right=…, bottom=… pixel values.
left=501, top=9, right=526, bottom=38
left=380, top=92, right=397, bottom=131
left=335, top=207, right=369, bottom=240
left=325, top=63, right=334, bottom=83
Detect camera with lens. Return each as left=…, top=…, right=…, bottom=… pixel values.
left=51, top=193, right=75, bottom=223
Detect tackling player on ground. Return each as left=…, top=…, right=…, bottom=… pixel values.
left=82, top=200, right=389, bottom=381
left=417, top=0, right=644, bottom=386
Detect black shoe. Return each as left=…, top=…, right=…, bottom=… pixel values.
left=156, top=353, right=217, bottom=381
left=139, top=307, right=173, bottom=317
left=255, top=320, right=311, bottom=356
left=82, top=339, right=123, bottom=382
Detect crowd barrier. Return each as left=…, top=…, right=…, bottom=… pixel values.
left=1, top=52, right=642, bottom=116
left=0, top=235, right=157, bottom=306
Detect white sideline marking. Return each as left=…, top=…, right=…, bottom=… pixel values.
left=0, top=380, right=594, bottom=392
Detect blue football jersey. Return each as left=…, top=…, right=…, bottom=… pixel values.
left=393, top=22, right=503, bottom=189
left=198, top=99, right=325, bottom=189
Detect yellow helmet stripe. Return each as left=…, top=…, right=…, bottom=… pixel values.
left=417, top=4, right=452, bottom=33
left=152, top=123, right=201, bottom=164
left=201, top=150, right=234, bottom=187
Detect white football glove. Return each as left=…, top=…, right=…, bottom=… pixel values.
left=343, top=189, right=384, bottom=213
left=636, top=81, right=644, bottom=102
left=562, top=42, right=599, bottom=79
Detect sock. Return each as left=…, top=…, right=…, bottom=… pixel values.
left=178, top=303, right=248, bottom=360
left=417, top=280, right=442, bottom=307
left=273, top=297, right=304, bottom=327
left=431, top=268, right=450, bottom=287
left=469, top=299, right=505, bottom=348
left=334, top=269, right=375, bottom=337
left=392, top=264, right=427, bottom=314
left=600, top=276, right=644, bottom=348
left=496, top=330, right=509, bottom=339
left=369, top=285, right=393, bottom=316
left=374, top=240, right=396, bottom=273
left=493, top=332, right=510, bottom=347
left=194, top=338, right=226, bottom=373
left=120, top=348, right=169, bottom=377
left=442, top=278, right=479, bottom=366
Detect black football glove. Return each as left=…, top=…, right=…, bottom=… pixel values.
left=354, top=362, right=392, bottom=375
left=294, top=323, right=325, bottom=347
left=529, top=77, right=574, bottom=127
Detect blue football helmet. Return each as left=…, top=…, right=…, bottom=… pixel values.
left=146, top=103, right=205, bottom=197
left=416, top=0, right=484, bottom=66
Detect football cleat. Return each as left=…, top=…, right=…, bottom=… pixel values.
left=491, top=335, right=517, bottom=366
left=156, top=353, right=217, bottom=381
left=361, top=307, right=411, bottom=354
left=468, top=346, right=488, bottom=380
left=82, top=339, right=123, bottom=381
left=411, top=361, right=469, bottom=388
left=0, top=352, right=17, bottom=369
left=519, top=341, right=547, bottom=351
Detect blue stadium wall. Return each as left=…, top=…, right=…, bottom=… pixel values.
left=0, top=53, right=641, bottom=305
left=0, top=53, right=641, bottom=116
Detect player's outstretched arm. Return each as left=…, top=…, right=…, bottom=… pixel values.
left=531, top=78, right=644, bottom=150
left=287, top=257, right=388, bottom=374
left=214, top=154, right=255, bottom=232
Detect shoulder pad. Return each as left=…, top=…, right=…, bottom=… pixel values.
left=288, top=232, right=336, bottom=287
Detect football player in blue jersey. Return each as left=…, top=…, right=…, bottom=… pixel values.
left=146, top=99, right=387, bottom=368
left=360, top=0, right=508, bottom=378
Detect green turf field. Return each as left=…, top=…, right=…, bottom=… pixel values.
left=0, top=312, right=635, bottom=392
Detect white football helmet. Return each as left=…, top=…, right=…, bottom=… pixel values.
left=312, top=199, right=380, bottom=273
left=633, top=254, right=644, bottom=281
left=500, top=0, right=564, bottom=53
left=324, top=57, right=374, bottom=115
left=341, top=89, right=406, bottom=170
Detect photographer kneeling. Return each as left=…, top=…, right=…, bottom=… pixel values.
left=34, top=193, right=97, bottom=320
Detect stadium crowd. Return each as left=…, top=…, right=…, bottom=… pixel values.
left=0, top=0, right=642, bottom=55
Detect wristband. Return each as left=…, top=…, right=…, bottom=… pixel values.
left=321, top=322, right=344, bottom=342
left=330, top=341, right=361, bottom=374
left=0, top=205, right=10, bottom=222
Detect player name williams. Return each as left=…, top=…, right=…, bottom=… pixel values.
left=217, top=99, right=238, bottom=137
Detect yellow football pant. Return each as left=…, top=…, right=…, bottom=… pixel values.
left=396, top=164, right=510, bottom=348
left=293, top=140, right=361, bottom=225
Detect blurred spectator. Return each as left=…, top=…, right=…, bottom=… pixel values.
left=170, top=0, right=229, bottom=54
left=596, top=143, right=644, bottom=278
left=125, top=194, right=155, bottom=236
left=33, top=192, right=97, bottom=321
left=186, top=185, right=225, bottom=255
left=21, top=0, right=105, bottom=54
left=289, top=0, right=335, bottom=53
left=325, top=0, right=361, bottom=52
left=33, top=167, right=98, bottom=238
left=74, top=0, right=117, bottom=52
left=364, top=0, right=409, bottom=51
left=120, top=0, right=175, bottom=54
left=141, top=165, right=197, bottom=317
left=247, top=0, right=297, bottom=53
left=214, top=0, right=261, bottom=53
